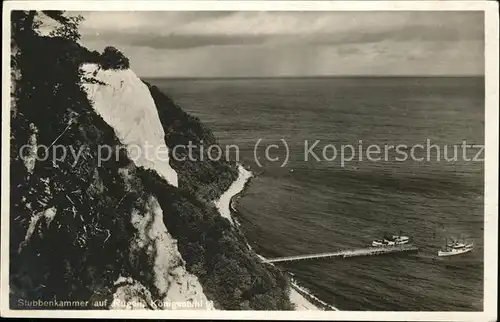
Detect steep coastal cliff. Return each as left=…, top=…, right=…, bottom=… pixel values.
left=9, top=11, right=315, bottom=311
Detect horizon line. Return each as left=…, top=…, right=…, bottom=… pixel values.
left=142, top=75, right=485, bottom=80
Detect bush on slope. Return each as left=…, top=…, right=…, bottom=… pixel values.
left=143, top=81, right=239, bottom=201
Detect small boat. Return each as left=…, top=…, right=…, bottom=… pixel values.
left=438, top=238, right=474, bottom=257
left=372, top=231, right=410, bottom=247
left=391, top=235, right=410, bottom=245
left=372, top=239, right=395, bottom=247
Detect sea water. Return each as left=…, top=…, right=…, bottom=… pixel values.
left=148, top=76, right=484, bottom=311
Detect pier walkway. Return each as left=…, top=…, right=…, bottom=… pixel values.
left=262, top=244, right=419, bottom=263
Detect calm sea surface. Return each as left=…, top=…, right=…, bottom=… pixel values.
left=147, top=77, right=484, bottom=311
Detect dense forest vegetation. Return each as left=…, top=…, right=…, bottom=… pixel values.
left=10, top=10, right=293, bottom=310
left=143, top=82, right=239, bottom=200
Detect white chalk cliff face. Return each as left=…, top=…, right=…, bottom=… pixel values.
left=77, top=64, right=317, bottom=310
left=80, top=64, right=212, bottom=309
left=80, top=63, right=178, bottom=187
left=112, top=196, right=211, bottom=310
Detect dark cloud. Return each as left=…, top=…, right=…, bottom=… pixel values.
left=81, top=11, right=483, bottom=50
left=84, top=24, right=483, bottom=51
left=309, top=23, right=484, bottom=46
left=78, top=11, right=484, bottom=76
left=84, top=32, right=271, bottom=49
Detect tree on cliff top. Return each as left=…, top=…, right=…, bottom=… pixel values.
left=12, top=11, right=81, bottom=40
left=100, top=46, right=130, bottom=70
left=49, top=14, right=84, bottom=42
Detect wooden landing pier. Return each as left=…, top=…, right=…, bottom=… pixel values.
left=262, top=244, right=419, bottom=263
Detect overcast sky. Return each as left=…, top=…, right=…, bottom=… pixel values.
left=75, top=11, right=484, bottom=78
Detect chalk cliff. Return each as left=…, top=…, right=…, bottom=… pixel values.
left=9, top=11, right=318, bottom=311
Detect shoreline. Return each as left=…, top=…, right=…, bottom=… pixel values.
left=214, top=165, right=253, bottom=226
left=224, top=164, right=339, bottom=311
left=290, top=280, right=339, bottom=311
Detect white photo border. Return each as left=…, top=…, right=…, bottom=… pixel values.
left=1, top=1, right=498, bottom=321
